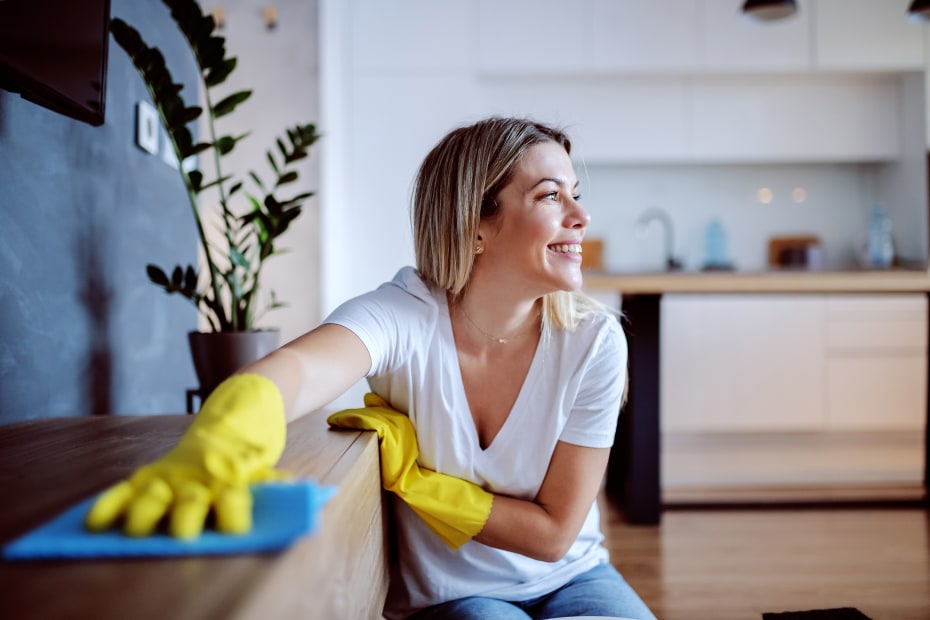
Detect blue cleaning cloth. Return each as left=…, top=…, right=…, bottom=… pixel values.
left=2, top=480, right=337, bottom=561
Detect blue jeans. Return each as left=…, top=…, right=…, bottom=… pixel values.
left=406, top=563, right=656, bottom=620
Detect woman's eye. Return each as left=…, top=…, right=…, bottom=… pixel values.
left=572, top=194, right=581, bottom=201
left=543, top=192, right=559, bottom=201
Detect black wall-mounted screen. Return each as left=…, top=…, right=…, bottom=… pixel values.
left=0, top=0, right=111, bottom=127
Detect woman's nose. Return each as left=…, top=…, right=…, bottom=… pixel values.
left=568, top=200, right=590, bottom=229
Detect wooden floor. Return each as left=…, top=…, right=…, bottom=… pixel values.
left=601, top=498, right=930, bottom=620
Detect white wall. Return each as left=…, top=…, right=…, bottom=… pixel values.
left=199, top=0, right=321, bottom=344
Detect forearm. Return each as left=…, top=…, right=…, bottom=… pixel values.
left=242, top=324, right=371, bottom=423
left=473, top=443, right=611, bottom=562
left=474, top=493, right=587, bottom=563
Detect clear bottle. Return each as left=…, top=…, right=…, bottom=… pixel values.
left=866, top=204, right=894, bottom=269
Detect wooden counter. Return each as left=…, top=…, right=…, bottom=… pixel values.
left=0, top=413, right=389, bottom=620
left=584, top=269, right=930, bottom=294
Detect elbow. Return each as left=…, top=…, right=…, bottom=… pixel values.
left=528, top=532, right=575, bottom=563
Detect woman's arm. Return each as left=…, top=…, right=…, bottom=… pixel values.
left=474, top=440, right=611, bottom=562
left=243, top=323, right=372, bottom=422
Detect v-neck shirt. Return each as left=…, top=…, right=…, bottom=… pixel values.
left=323, top=267, right=628, bottom=618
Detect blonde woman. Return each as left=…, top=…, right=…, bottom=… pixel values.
left=87, top=117, right=655, bottom=620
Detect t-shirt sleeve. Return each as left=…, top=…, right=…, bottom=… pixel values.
left=558, top=317, right=628, bottom=448
left=321, top=267, right=436, bottom=376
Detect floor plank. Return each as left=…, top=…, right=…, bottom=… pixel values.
left=602, top=497, right=930, bottom=620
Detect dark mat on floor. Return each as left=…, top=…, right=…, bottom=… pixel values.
left=763, top=609, right=872, bottom=620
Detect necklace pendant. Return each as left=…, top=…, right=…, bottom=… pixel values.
left=497, top=337, right=508, bottom=344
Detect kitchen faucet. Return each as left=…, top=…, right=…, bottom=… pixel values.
left=636, top=206, right=683, bottom=271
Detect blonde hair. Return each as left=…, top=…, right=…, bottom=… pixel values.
left=412, top=117, right=608, bottom=334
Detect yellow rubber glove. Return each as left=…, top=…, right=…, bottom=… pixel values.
left=327, top=393, right=493, bottom=550
left=85, top=373, right=288, bottom=539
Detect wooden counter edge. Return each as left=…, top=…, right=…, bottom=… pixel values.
left=583, top=269, right=930, bottom=294
left=230, top=422, right=389, bottom=620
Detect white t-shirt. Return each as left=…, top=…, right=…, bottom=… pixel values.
left=324, top=267, right=628, bottom=619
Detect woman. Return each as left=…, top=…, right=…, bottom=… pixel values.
left=86, top=117, right=655, bottom=619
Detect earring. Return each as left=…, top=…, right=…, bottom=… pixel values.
left=475, top=245, right=483, bottom=255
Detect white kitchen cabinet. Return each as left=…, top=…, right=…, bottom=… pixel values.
left=699, top=0, right=813, bottom=72
left=689, top=74, right=902, bottom=162
left=813, top=0, right=925, bottom=72
left=663, top=293, right=928, bottom=432
left=660, top=292, right=928, bottom=494
left=824, top=294, right=928, bottom=430
left=588, top=0, right=701, bottom=73
left=661, top=294, right=826, bottom=432
left=479, top=76, right=691, bottom=162
left=349, top=0, right=473, bottom=71
left=476, top=0, right=589, bottom=74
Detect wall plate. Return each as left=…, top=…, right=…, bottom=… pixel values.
left=135, top=100, right=159, bottom=155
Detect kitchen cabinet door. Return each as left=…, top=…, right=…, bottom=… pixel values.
left=349, top=0, right=472, bottom=71
left=824, top=294, right=928, bottom=431
left=476, top=0, right=590, bottom=74
left=813, top=0, right=925, bottom=72
left=661, top=294, right=825, bottom=432
left=699, top=0, right=813, bottom=72
left=479, top=76, right=690, bottom=162
left=588, top=0, right=700, bottom=72
left=689, top=74, right=901, bottom=161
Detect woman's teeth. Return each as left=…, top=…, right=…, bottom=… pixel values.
left=550, top=243, right=582, bottom=254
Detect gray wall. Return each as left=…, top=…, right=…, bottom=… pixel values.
left=0, top=0, right=200, bottom=424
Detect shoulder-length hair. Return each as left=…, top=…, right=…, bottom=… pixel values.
left=412, top=116, right=608, bottom=334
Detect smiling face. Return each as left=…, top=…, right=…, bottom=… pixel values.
left=477, top=141, right=590, bottom=297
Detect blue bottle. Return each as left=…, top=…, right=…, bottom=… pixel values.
left=703, top=218, right=731, bottom=270
left=866, top=204, right=894, bottom=269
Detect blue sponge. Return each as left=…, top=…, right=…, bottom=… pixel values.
left=3, top=481, right=337, bottom=561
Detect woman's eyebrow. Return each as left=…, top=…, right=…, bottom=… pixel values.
left=528, top=177, right=580, bottom=191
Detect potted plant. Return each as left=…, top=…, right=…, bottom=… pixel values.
left=109, top=0, right=320, bottom=402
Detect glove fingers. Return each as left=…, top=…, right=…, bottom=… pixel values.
left=250, top=466, right=291, bottom=483
left=214, top=486, right=252, bottom=534
left=169, top=480, right=212, bottom=539
left=125, top=478, right=173, bottom=537
left=84, top=480, right=136, bottom=532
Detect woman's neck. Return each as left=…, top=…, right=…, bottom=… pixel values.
left=451, top=284, right=541, bottom=347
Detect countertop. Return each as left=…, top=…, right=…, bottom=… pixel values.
left=0, top=413, right=389, bottom=620
left=583, top=268, right=930, bottom=294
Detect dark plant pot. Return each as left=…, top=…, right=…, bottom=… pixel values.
left=188, top=330, right=280, bottom=401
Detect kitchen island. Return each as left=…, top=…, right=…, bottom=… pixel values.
left=584, top=269, right=930, bottom=524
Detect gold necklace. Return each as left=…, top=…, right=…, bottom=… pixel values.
left=458, top=305, right=538, bottom=345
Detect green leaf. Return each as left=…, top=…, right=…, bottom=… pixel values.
left=205, top=57, right=236, bottom=87
left=266, top=151, right=280, bottom=176
left=229, top=246, right=250, bottom=269
left=171, top=266, right=184, bottom=287
left=198, top=174, right=233, bottom=192
left=249, top=171, right=265, bottom=191
left=212, top=90, right=252, bottom=118
left=184, top=265, right=198, bottom=289
left=216, top=135, right=236, bottom=155
left=188, top=170, right=203, bottom=192
left=275, top=171, right=298, bottom=187
left=146, top=264, right=170, bottom=287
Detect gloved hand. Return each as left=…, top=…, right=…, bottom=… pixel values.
left=85, top=373, right=289, bottom=539
left=327, top=393, right=493, bottom=550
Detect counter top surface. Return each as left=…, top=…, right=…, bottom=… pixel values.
left=0, top=413, right=388, bottom=620
left=583, top=269, right=930, bottom=294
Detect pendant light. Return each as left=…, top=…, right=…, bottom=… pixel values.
left=908, top=0, right=930, bottom=23
left=741, top=0, right=798, bottom=21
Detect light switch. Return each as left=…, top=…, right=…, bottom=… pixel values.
left=135, top=100, right=159, bottom=155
